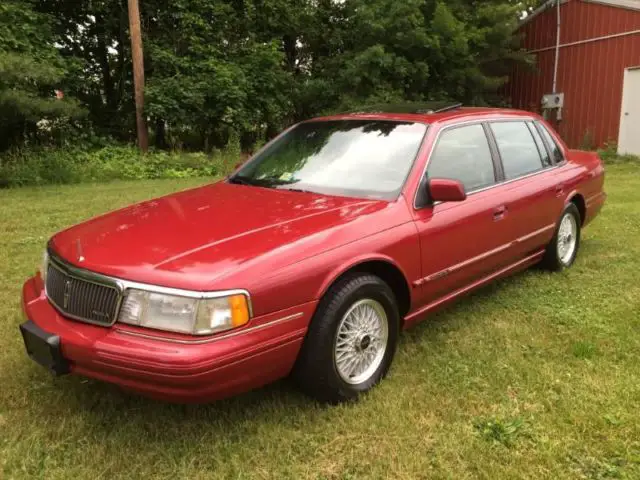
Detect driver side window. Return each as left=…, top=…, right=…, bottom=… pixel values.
left=427, top=124, right=496, bottom=193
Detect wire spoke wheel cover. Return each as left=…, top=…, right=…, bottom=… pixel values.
left=333, top=298, right=389, bottom=385
left=557, top=212, right=578, bottom=264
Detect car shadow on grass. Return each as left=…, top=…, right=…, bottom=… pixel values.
left=401, top=266, right=541, bottom=346
left=56, top=371, right=318, bottom=416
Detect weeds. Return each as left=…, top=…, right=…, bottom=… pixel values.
left=0, top=145, right=240, bottom=188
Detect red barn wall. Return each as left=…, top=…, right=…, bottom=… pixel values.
left=506, top=0, right=640, bottom=148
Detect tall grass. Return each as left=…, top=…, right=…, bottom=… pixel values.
left=0, top=145, right=241, bottom=188
left=598, top=143, right=640, bottom=164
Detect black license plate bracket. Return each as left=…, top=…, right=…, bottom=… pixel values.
left=19, top=320, right=70, bottom=376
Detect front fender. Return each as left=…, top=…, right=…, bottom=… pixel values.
left=248, top=222, right=421, bottom=318
left=315, top=253, right=412, bottom=301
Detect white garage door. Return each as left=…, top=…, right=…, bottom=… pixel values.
left=618, top=67, right=640, bottom=156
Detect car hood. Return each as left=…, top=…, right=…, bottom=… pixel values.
left=50, top=181, right=389, bottom=290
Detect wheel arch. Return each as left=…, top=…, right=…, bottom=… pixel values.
left=568, top=192, right=586, bottom=225
left=317, top=256, right=413, bottom=322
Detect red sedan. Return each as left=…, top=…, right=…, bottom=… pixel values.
left=19, top=105, right=606, bottom=403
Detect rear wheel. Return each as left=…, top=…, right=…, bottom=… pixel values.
left=542, top=203, right=581, bottom=271
left=293, top=273, right=399, bottom=404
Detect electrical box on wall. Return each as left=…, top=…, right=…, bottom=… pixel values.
left=541, top=93, right=564, bottom=109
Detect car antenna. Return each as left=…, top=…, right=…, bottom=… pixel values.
left=425, top=103, right=463, bottom=114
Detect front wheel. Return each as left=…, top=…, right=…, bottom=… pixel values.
left=542, top=203, right=581, bottom=271
left=293, top=274, right=400, bottom=404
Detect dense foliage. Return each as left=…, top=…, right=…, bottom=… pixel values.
left=0, top=1, right=83, bottom=151
left=1, top=0, right=538, bottom=157
left=0, top=145, right=240, bottom=187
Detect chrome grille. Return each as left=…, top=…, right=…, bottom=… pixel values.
left=46, top=262, right=120, bottom=326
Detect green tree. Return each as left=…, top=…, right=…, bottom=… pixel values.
left=35, top=0, right=134, bottom=140
left=0, top=0, right=82, bottom=151
left=14, top=0, right=533, bottom=153
left=142, top=0, right=292, bottom=150
left=518, top=0, right=549, bottom=13
left=302, top=0, right=531, bottom=113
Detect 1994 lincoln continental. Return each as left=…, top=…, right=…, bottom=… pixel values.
left=20, top=105, right=606, bottom=403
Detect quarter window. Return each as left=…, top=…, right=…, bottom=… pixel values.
left=537, top=122, right=564, bottom=163
left=427, top=124, right=496, bottom=192
left=527, top=122, right=552, bottom=167
left=491, top=122, right=544, bottom=180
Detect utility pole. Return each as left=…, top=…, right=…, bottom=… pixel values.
left=127, top=0, right=148, bottom=152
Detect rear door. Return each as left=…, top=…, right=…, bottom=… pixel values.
left=486, top=120, right=565, bottom=262
left=412, top=123, right=514, bottom=306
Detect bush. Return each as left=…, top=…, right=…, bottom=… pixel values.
left=598, top=142, right=640, bottom=164
left=0, top=144, right=241, bottom=188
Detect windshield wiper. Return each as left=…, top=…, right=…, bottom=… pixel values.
left=229, top=174, right=304, bottom=190
left=256, top=177, right=298, bottom=186
left=278, top=187, right=314, bottom=194
left=228, top=175, right=256, bottom=186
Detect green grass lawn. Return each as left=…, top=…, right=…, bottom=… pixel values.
left=1, top=166, right=639, bottom=479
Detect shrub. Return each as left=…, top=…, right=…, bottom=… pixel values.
left=0, top=144, right=241, bottom=188
left=598, top=142, right=640, bottom=164
left=579, top=130, right=595, bottom=151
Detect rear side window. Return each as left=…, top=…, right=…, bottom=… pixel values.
left=536, top=122, right=564, bottom=164
left=527, top=122, right=552, bottom=167
left=490, top=122, right=543, bottom=180
left=427, top=124, right=495, bottom=192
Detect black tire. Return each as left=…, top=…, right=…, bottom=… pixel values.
left=541, top=203, right=582, bottom=271
left=293, top=273, right=400, bottom=404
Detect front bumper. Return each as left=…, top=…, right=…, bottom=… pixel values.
left=20, top=275, right=313, bottom=402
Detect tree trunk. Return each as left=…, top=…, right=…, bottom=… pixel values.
left=127, top=0, right=148, bottom=153
left=283, top=34, right=298, bottom=74
left=95, top=16, right=114, bottom=111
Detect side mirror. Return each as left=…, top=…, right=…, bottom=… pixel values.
left=428, top=178, right=466, bottom=203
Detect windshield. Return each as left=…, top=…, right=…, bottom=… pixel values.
left=230, top=120, right=428, bottom=200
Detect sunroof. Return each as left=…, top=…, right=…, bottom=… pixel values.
left=344, top=101, right=463, bottom=115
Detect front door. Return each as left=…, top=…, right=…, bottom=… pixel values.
left=485, top=120, right=565, bottom=262
left=412, top=123, right=513, bottom=307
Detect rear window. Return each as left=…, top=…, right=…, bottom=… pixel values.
left=527, top=122, right=552, bottom=167
left=536, top=122, right=564, bottom=164
left=490, top=122, right=544, bottom=180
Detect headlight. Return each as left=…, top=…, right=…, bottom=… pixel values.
left=118, top=289, right=251, bottom=335
left=40, top=250, right=49, bottom=283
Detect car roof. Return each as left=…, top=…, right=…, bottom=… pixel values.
left=310, top=105, right=538, bottom=125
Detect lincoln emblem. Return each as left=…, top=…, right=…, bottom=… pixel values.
left=63, top=279, right=72, bottom=309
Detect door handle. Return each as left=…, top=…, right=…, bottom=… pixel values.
left=493, top=205, right=507, bottom=221
left=555, top=184, right=564, bottom=197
